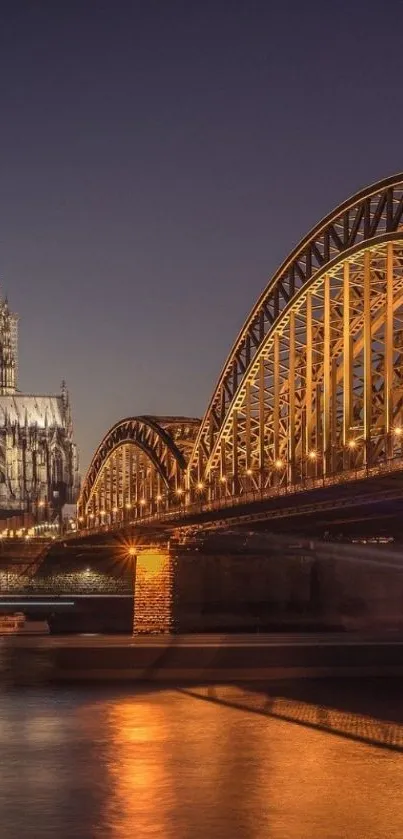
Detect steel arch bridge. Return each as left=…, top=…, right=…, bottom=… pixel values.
left=79, top=173, right=403, bottom=531
left=77, top=416, right=200, bottom=526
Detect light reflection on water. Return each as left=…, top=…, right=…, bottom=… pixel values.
left=0, top=686, right=402, bottom=838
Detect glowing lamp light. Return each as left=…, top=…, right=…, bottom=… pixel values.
left=275, top=459, right=283, bottom=469
left=127, top=546, right=136, bottom=558
left=220, top=475, right=227, bottom=483
left=308, top=450, right=317, bottom=460
left=394, top=426, right=402, bottom=436
left=112, top=507, right=118, bottom=514
left=176, top=487, right=184, bottom=496
left=140, top=498, right=146, bottom=506
left=156, top=494, right=162, bottom=501
left=125, top=502, right=132, bottom=509
left=38, top=501, right=45, bottom=508
left=246, top=468, right=253, bottom=476
left=348, top=439, right=356, bottom=449
left=197, top=481, right=204, bottom=490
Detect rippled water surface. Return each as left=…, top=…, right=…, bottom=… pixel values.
left=0, top=684, right=402, bottom=838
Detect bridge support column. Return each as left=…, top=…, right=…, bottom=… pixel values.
left=133, top=548, right=174, bottom=634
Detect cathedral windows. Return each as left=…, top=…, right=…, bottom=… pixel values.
left=52, top=449, right=64, bottom=484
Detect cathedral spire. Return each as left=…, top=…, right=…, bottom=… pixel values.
left=0, top=297, right=16, bottom=395
left=61, top=379, right=72, bottom=432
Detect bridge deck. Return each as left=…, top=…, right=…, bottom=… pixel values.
left=72, top=464, right=403, bottom=542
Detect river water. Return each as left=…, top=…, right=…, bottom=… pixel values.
left=0, top=683, right=402, bottom=839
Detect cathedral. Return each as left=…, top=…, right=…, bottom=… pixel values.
left=0, top=295, right=79, bottom=519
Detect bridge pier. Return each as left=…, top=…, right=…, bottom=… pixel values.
left=133, top=548, right=174, bottom=634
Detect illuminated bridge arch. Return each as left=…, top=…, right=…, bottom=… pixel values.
left=187, top=173, right=403, bottom=501
left=78, top=416, right=200, bottom=526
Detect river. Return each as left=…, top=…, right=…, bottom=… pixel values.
left=0, top=683, right=402, bottom=838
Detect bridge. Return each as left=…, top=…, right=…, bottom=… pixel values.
left=6, top=174, right=403, bottom=637
left=77, top=173, right=403, bottom=541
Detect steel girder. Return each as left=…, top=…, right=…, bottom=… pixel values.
left=78, top=416, right=199, bottom=524
left=187, top=174, right=403, bottom=499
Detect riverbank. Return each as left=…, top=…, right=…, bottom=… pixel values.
left=2, top=633, right=403, bottom=684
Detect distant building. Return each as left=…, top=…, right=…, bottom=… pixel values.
left=0, top=295, right=79, bottom=519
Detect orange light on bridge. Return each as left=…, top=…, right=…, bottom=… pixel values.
left=246, top=468, right=253, bottom=476
left=308, top=450, right=317, bottom=460
left=140, top=498, right=146, bottom=506
left=197, top=481, right=204, bottom=490
left=127, top=546, right=136, bottom=558
left=220, top=475, right=227, bottom=483
left=394, top=426, right=402, bottom=436
left=156, top=494, right=162, bottom=501
left=176, top=487, right=184, bottom=496
left=347, top=439, right=356, bottom=449
left=274, top=459, right=284, bottom=469
left=125, top=502, right=132, bottom=509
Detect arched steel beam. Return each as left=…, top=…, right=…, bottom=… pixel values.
left=78, top=415, right=188, bottom=513
left=201, top=232, right=403, bottom=475
left=188, top=174, right=403, bottom=478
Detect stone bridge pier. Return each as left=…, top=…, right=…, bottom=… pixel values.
left=131, top=536, right=403, bottom=636
left=131, top=547, right=174, bottom=634
left=130, top=538, right=328, bottom=635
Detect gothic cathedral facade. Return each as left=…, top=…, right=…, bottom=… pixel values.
left=0, top=296, right=79, bottom=518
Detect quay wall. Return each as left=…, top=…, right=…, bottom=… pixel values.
left=171, top=547, right=403, bottom=633
left=1, top=537, right=402, bottom=633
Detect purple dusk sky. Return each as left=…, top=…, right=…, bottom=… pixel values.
left=1, top=1, right=403, bottom=471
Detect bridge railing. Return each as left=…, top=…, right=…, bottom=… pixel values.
left=72, top=452, right=403, bottom=539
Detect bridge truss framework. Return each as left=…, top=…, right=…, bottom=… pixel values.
left=77, top=416, right=199, bottom=527
left=78, top=174, right=403, bottom=529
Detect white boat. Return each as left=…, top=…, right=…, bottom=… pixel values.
left=0, top=614, right=49, bottom=634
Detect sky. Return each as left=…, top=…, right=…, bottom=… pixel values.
left=1, top=0, right=403, bottom=472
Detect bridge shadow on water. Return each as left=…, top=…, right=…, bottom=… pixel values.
left=2, top=630, right=403, bottom=755
left=177, top=678, right=403, bottom=754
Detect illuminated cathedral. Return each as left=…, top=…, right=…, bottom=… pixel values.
left=0, top=295, right=79, bottom=518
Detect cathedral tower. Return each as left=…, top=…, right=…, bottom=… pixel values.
left=0, top=291, right=79, bottom=519
left=0, top=299, right=17, bottom=394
